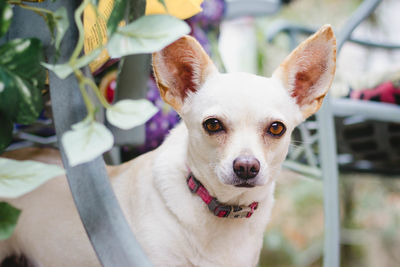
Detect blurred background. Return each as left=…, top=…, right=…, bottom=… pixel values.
left=6, top=0, right=399, bottom=266
left=216, top=0, right=400, bottom=266
left=119, top=1, right=400, bottom=266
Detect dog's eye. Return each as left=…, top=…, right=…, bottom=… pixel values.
left=267, top=121, right=286, bottom=137
left=203, top=118, right=224, bottom=133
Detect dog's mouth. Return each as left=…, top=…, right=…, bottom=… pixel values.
left=234, top=182, right=255, bottom=188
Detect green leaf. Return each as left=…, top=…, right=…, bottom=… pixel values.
left=42, top=48, right=101, bottom=79
left=61, top=119, right=114, bottom=167
left=0, top=158, right=65, bottom=198
left=54, top=7, right=69, bottom=50
left=0, top=2, right=12, bottom=38
left=157, top=0, right=167, bottom=10
left=0, top=202, right=21, bottom=241
left=106, top=99, right=158, bottom=130
left=0, top=114, right=13, bottom=154
left=43, top=8, right=68, bottom=50
left=0, top=38, right=45, bottom=124
left=41, top=62, right=73, bottom=80
left=107, top=14, right=190, bottom=58
left=107, top=0, right=127, bottom=36
left=44, top=12, right=57, bottom=42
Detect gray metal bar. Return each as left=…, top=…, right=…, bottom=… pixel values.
left=333, top=98, right=400, bottom=123
left=8, top=0, right=152, bottom=266
left=109, top=54, right=151, bottom=147
left=319, top=1, right=383, bottom=267
left=267, top=20, right=400, bottom=50
left=317, top=98, right=341, bottom=267
left=337, top=0, right=383, bottom=53
left=224, top=0, right=281, bottom=19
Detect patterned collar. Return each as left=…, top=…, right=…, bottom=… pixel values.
left=187, top=174, right=258, bottom=218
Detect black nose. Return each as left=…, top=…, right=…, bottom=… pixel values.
left=233, top=156, right=260, bottom=180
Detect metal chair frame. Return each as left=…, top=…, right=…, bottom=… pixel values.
left=268, top=1, right=400, bottom=266
left=6, top=0, right=397, bottom=266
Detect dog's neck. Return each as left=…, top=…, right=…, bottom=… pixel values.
left=152, top=123, right=275, bottom=222
left=186, top=173, right=259, bottom=218
left=185, top=133, right=276, bottom=206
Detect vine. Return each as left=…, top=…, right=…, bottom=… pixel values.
left=0, top=0, right=196, bottom=240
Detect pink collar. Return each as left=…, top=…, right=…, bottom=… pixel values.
left=187, top=174, right=258, bottom=218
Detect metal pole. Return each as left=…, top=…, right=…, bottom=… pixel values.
left=8, top=0, right=152, bottom=266
left=320, top=1, right=383, bottom=266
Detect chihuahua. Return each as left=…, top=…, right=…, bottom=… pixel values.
left=0, top=25, right=336, bottom=266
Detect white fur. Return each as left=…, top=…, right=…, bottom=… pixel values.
left=0, top=26, right=336, bottom=267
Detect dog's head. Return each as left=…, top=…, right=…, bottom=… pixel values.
left=153, top=25, right=336, bottom=197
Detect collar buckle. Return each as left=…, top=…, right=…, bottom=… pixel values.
left=187, top=175, right=201, bottom=193
left=208, top=199, right=232, bottom=217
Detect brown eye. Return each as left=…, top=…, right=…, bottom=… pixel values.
left=267, top=121, right=286, bottom=137
left=203, top=118, right=224, bottom=133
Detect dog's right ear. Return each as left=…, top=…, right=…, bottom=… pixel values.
left=152, top=36, right=217, bottom=111
left=273, top=25, right=336, bottom=120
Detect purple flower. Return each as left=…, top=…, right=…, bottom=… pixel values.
left=138, top=78, right=180, bottom=152
left=190, top=24, right=211, bottom=54
left=189, top=0, right=226, bottom=26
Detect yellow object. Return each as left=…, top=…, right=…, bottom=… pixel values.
left=146, top=0, right=203, bottom=20
left=84, top=0, right=116, bottom=73
left=84, top=0, right=203, bottom=73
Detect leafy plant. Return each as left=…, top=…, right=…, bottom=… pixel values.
left=0, top=2, right=46, bottom=153
left=42, top=0, right=190, bottom=167
left=0, top=202, right=21, bottom=241
left=0, top=0, right=193, bottom=239
left=0, top=157, right=65, bottom=240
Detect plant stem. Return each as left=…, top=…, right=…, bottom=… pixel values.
left=83, top=77, right=112, bottom=109
left=70, top=0, right=91, bottom=65
left=74, top=70, right=95, bottom=119
left=8, top=2, right=53, bottom=19
left=70, top=0, right=112, bottom=119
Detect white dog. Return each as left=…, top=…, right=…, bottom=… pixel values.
left=0, top=25, right=336, bottom=267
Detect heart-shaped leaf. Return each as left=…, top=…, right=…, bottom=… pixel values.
left=0, top=158, right=65, bottom=198
left=42, top=48, right=101, bottom=79
left=61, top=119, right=114, bottom=167
left=43, top=7, right=68, bottom=50
left=0, top=38, right=45, bottom=124
left=54, top=7, right=69, bottom=50
left=0, top=2, right=12, bottom=38
left=0, top=202, right=21, bottom=241
left=106, top=99, right=158, bottom=130
left=107, top=14, right=190, bottom=58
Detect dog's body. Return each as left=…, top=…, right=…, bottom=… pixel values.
left=0, top=26, right=336, bottom=267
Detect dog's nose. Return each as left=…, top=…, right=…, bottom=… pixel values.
left=233, top=156, right=260, bottom=180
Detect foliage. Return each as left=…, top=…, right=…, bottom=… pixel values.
left=0, top=202, right=21, bottom=240
left=0, top=158, right=65, bottom=198
left=0, top=38, right=45, bottom=124
left=107, top=14, right=190, bottom=58
left=0, top=2, right=46, bottom=153
left=0, top=0, right=192, bottom=240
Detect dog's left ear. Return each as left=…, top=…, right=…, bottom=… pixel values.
left=152, top=35, right=217, bottom=111
left=273, top=25, right=336, bottom=120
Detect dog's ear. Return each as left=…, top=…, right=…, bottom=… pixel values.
left=273, top=25, right=336, bottom=120
left=152, top=35, right=217, bottom=111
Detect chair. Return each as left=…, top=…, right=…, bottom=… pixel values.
left=6, top=0, right=151, bottom=265
left=4, top=0, right=288, bottom=266
left=267, top=0, right=400, bottom=266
